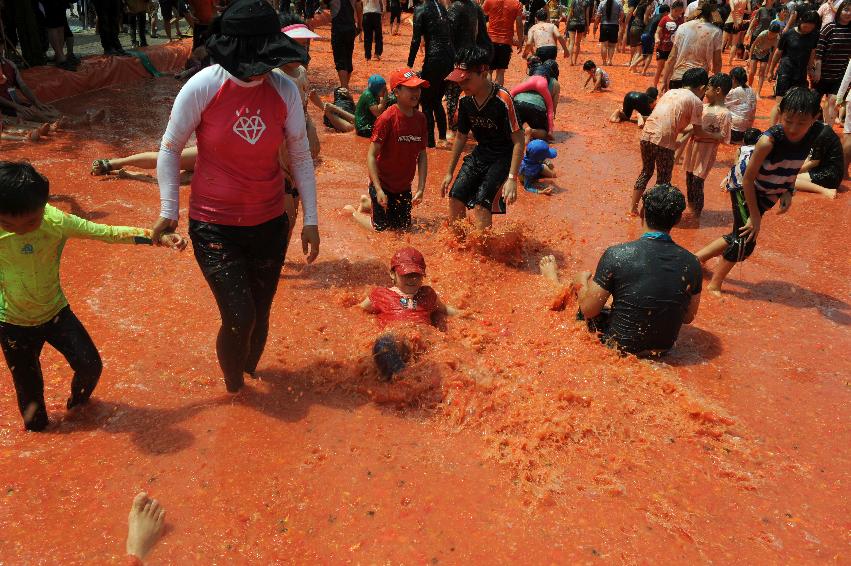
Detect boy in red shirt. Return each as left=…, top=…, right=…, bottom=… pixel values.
left=358, top=247, right=460, bottom=381
left=344, top=68, right=430, bottom=231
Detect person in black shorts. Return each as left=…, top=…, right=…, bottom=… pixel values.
left=769, top=10, right=819, bottom=124
left=794, top=121, right=843, bottom=199
left=322, top=0, right=363, bottom=88
left=441, top=47, right=525, bottom=230
left=610, top=86, right=658, bottom=126
left=43, top=0, right=77, bottom=70
left=539, top=184, right=702, bottom=357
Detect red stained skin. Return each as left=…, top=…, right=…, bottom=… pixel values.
left=0, top=30, right=849, bottom=563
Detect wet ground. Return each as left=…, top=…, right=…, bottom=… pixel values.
left=1, top=22, right=849, bottom=564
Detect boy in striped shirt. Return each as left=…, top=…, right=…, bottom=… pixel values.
left=696, top=87, right=820, bottom=296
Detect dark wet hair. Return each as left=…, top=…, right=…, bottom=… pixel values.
left=730, top=66, right=748, bottom=88
left=646, top=86, right=659, bottom=100
left=682, top=67, right=709, bottom=88
left=671, top=0, right=683, bottom=8
left=643, top=184, right=686, bottom=232
left=743, top=127, right=762, bottom=145
left=798, top=10, right=820, bottom=25
left=333, top=86, right=352, bottom=101
left=582, top=60, right=597, bottom=71
left=536, top=7, right=548, bottom=21
left=709, top=72, right=733, bottom=96
left=0, top=161, right=49, bottom=216
left=659, top=4, right=671, bottom=13
left=779, top=87, right=820, bottom=116
left=455, top=46, right=491, bottom=69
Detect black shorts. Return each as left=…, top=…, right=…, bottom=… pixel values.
left=809, top=167, right=843, bottom=190
left=750, top=50, right=770, bottom=63
left=492, top=43, right=513, bottom=70
left=668, top=78, right=683, bottom=89
left=331, top=29, right=357, bottom=72
left=43, top=0, right=69, bottom=28
left=535, top=45, right=558, bottom=62
left=641, top=33, right=654, bottom=55
left=449, top=150, right=510, bottom=213
left=515, top=99, right=548, bottom=131
left=567, top=22, right=587, bottom=33
left=622, top=94, right=651, bottom=120
left=723, top=22, right=742, bottom=34
left=656, top=49, right=671, bottom=60
left=627, top=25, right=643, bottom=47
left=600, top=23, right=619, bottom=44
left=722, top=189, right=766, bottom=263
left=370, top=183, right=412, bottom=231
left=775, top=72, right=807, bottom=98
left=815, top=78, right=841, bottom=96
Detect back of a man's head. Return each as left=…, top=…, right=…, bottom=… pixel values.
left=643, top=184, right=686, bottom=232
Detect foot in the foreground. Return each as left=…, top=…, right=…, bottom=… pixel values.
left=539, top=254, right=560, bottom=285
left=127, top=492, right=165, bottom=562
left=706, top=282, right=723, bottom=297
left=826, top=188, right=838, bottom=199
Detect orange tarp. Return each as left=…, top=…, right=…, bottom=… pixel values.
left=21, top=41, right=192, bottom=103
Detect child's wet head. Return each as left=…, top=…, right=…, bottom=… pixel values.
left=0, top=161, right=49, bottom=234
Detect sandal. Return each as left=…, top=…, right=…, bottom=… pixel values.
left=91, top=159, right=111, bottom=176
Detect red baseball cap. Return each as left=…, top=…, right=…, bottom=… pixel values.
left=390, top=247, right=426, bottom=275
left=446, top=62, right=489, bottom=83
left=389, top=68, right=429, bottom=91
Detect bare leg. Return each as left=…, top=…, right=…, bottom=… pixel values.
left=653, top=58, right=665, bottom=88
left=696, top=236, right=728, bottom=263
left=126, top=492, right=165, bottom=562
left=769, top=98, right=782, bottom=125
left=794, top=173, right=838, bottom=198
left=551, top=80, right=561, bottom=116
left=757, top=62, right=768, bottom=97
left=843, top=131, right=851, bottom=178
left=706, top=258, right=736, bottom=296
left=449, top=197, right=467, bottom=224
left=48, top=27, right=67, bottom=64
left=494, top=69, right=506, bottom=85
left=472, top=205, right=493, bottom=230
left=539, top=254, right=561, bottom=286
left=337, top=70, right=351, bottom=90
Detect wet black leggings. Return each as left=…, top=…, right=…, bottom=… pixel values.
left=190, top=214, right=290, bottom=392
left=420, top=65, right=450, bottom=146
left=635, top=139, right=675, bottom=193
left=685, top=172, right=705, bottom=214
left=0, top=306, right=102, bottom=431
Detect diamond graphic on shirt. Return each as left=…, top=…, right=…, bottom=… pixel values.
left=232, top=110, right=266, bottom=145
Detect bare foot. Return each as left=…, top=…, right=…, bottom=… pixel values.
left=706, top=283, right=723, bottom=297
left=126, top=492, right=165, bottom=560
left=539, top=255, right=560, bottom=284
left=358, top=194, right=371, bottom=213
left=342, top=204, right=356, bottom=214
left=39, top=123, right=51, bottom=136
left=28, top=129, right=40, bottom=142
left=826, top=188, right=837, bottom=199
left=539, top=186, right=554, bottom=195
left=628, top=207, right=639, bottom=217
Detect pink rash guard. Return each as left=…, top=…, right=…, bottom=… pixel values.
left=509, top=75, right=555, bottom=133
left=157, top=65, right=318, bottom=226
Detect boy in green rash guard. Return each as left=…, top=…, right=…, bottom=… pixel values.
left=0, top=162, right=186, bottom=431
left=355, top=74, right=393, bottom=137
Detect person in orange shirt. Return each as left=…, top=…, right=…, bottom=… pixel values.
left=482, top=0, right=524, bottom=85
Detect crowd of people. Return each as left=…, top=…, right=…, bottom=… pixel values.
left=0, top=0, right=848, bottom=560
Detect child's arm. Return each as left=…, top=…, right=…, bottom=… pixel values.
left=367, top=141, right=388, bottom=208
left=584, top=73, right=592, bottom=88
left=13, top=64, right=53, bottom=112
left=413, top=149, right=427, bottom=205
left=740, top=135, right=774, bottom=242
left=59, top=211, right=186, bottom=249
left=441, top=132, right=468, bottom=197
left=435, top=297, right=463, bottom=317
left=593, top=70, right=603, bottom=91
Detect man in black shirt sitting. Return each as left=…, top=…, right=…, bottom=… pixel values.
left=540, top=184, right=703, bottom=356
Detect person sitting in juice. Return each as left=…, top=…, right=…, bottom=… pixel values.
left=358, top=247, right=461, bottom=381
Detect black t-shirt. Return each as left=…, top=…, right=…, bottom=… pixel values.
left=810, top=121, right=844, bottom=180
left=644, top=13, right=663, bottom=36
left=592, top=236, right=702, bottom=354
left=457, top=83, right=521, bottom=159
left=330, top=0, right=356, bottom=32
left=778, top=28, right=819, bottom=79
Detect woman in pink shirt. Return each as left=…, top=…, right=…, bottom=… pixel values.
left=152, top=0, right=320, bottom=393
